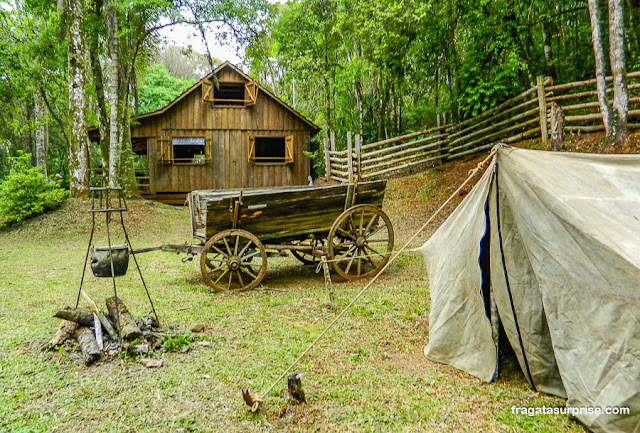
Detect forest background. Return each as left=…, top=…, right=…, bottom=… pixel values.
left=0, top=0, right=638, bottom=200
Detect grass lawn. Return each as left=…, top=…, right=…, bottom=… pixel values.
left=0, top=176, right=586, bottom=432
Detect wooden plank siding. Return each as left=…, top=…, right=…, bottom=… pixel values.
left=126, top=63, right=318, bottom=203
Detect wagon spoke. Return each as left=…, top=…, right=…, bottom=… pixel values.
left=243, top=250, right=262, bottom=260
left=336, top=244, right=358, bottom=261
left=357, top=256, right=362, bottom=276
left=358, top=210, right=365, bottom=236
left=234, top=234, right=240, bottom=256
left=204, top=255, right=225, bottom=269
left=337, top=227, right=357, bottom=240
left=365, top=244, right=385, bottom=259
left=334, top=240, right=356, bottom=250
left=240, top=266, right=258, bottom=280
left=209, top=244, right=228, bottom=257
left=345, top=254, right=356, bottom=274
left=238, top=240, right=254, bottom=258
left=236, top=270, right=244, bottom=287
left=348, top=215, right=357, bottom=236
left=214, top=268, right=230, bottom=285
left=364, top=224, right=386, bottom=240
left=223, top=237, right=232, bottom=256
left=365, top=254, right=377, bottom=271
left=207, top=262, right=226, bottom=272
left=227, top=272, right=233, bottom=290
left=364, top=213, right=379, bottom=235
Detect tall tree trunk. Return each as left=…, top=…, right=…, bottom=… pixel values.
left=89, top=34, right=110, bottom=174
left=66, top=0, right=89, bottom=197
left=34, top=90, right=48, bottom=177
left=609, top=0, right=629, bottom=147
left=587, top=0, right=614, bottom=149
left=106, top=1, right=122, bottom=188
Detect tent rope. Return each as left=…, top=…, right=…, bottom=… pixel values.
left=253, top=147, right=500, bottom=406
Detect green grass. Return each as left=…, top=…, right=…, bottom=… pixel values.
left=0, top=197, right=584, bottom=432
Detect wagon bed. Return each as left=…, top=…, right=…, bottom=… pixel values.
left=187, top=181, right=394, bottom=292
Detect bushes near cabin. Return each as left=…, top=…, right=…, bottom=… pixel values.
left=0, top=152, right=67, bottom=227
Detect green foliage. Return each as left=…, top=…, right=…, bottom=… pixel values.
left=161, top=331, right=194, bottom=353
left=138, top=64, right=194, bottom=114
left=0, top=152, right=67, bottom=227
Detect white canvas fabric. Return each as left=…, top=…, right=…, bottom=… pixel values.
left=420, top=146, right=640, bottom=432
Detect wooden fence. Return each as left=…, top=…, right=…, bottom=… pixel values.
left=326, top=72, right=640, bottom=182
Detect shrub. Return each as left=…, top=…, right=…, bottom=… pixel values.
left=0, top=151, right=67, bottom=226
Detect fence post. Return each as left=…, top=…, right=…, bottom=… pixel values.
left=330, top=130, right=336, bottom=151
left=536, top=75, right=549, bottom=147
left=323, top=137, right=331, bottom=180
left=347, top=131, right=354, bottom=184
left=355, top=134, right=361, bottom=180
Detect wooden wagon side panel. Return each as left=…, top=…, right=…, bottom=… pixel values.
left=194, top=181, right=386, bottom=242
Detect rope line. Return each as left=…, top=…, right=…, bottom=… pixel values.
left=255, top=147, right=499, bottom=405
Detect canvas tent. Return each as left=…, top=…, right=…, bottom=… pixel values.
left=420, top=146, right=640, bottom=433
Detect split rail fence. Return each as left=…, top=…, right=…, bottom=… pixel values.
left=326, top=71, right=640, bottom=182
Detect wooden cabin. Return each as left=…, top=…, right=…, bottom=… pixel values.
left=90, top=62, right=320, bottom=204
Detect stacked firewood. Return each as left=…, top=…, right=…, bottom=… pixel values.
left=47, top=294, right=162, bottom=365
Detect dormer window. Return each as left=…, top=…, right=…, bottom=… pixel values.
left=203, top=80, right=257, bottom=106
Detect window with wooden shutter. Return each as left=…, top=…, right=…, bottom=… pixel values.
left=159, top=136, right=211, bottom=165
left=202, top=79, right=214, bottom=103
left=249, top=136, right=293, bottom=164
left=284, top=135, right=294, bottom=163
left=244, top=81, right=257, bottom=106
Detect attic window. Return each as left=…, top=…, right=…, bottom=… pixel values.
left=248, top=136, right=293, bottom=164
left=203, top=80, right=257, bottom=106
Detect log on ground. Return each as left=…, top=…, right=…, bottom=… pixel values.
left=105, top=296, right=142, bottom=342
left=73, top=326, right=101, bottom=365
left=46, top=320, right=78, bottom=350
left=52, top=307, right=94, bottom=327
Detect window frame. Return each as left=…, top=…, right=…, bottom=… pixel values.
left=158, top=136, right=212, bottom=165
left=248, top=135, right=294, bottom=165
left=202, top=79, right=258, bottom=106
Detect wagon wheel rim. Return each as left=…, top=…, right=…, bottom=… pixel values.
left=200, top=229, right=267, bottom=292
left=328, top=205, right=394, bottom=281
left=290, top=238, right=325, bottom=265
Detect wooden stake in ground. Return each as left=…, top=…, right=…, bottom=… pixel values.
left=287, top=373, right=306, bottom=404
left=73, top=326, right=101, bottom=365
left=550, top=102, right=565, bottom=151
left=106, top=296, right=142, bottom=342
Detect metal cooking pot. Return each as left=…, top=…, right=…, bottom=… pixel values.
left=90, top=245, right=129, bottom=277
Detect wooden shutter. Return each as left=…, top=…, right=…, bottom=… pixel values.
left=284, top=135, right=294, bottom=163
left=244, top=81, right=257, bottom=106
left=202, top=79, right=214, bottom=103
left=248, top=135, right=256, bottom=162
left=158, top=137, right=171, bottom=163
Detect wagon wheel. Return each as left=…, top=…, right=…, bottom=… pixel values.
left=290, top=238, right=325, bottom=266
left=200, top=229, right=267, bottom=292
left=328, top=205, right=394, bottom=281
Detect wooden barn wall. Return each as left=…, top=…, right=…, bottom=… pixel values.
left=131, top=70, right=314, bottom=196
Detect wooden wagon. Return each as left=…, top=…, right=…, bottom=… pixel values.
left=185, top=181, right=394, bottom=292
